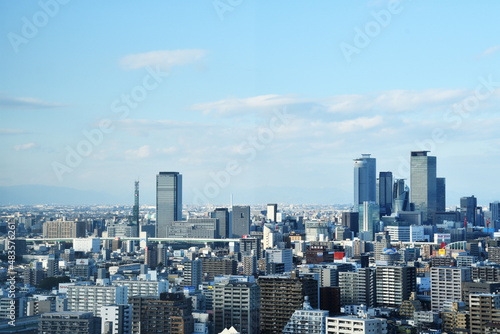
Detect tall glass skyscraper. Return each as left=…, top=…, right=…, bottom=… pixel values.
left=378, top=171, right=393, bottom=216
left=211, top=207, right=229, bottom=239
left=436, top=177, right=446, bottom=212
left=353, top=154, right=376, bottom=212
left=358, top=201, right=380, bottom=241
left=156, top=172, right=182, bottom=238
left=410, top=151, right=437, bottom=224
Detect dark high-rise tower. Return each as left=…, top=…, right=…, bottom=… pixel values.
left=410, top=151, right=437, bottom=224
left=378, top=172, right=393, bottom=216
left=156, top=172, right=182, bottom=238
left=436, top=177, right=446, bottom=212
left=232, top=205, right=250, bottom=238
left=212, top=207, right=230, bottom=239
left=461, top=195, right=477, bottom=226
left=393, top=179, right=409, bottom=213
left=353, top=154, right=376, bottom=212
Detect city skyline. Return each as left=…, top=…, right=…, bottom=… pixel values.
left=1, top=2, right=500, bottom=206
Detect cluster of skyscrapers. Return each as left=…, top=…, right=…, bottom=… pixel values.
left=351, top=151, right=449, bottom=241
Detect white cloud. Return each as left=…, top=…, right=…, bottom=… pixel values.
left=477, top=45, right=500, bottom=58
left=120, top=49, right=207, bottom=70
left=125, top=145, right=150, bottom=159
left=157, top=147, right=177, bottom=154
left=191, top=94, right=305, bottom=116
left=0, top=128, right=25, bottom=135
left=14, top=142, right=35, bottom=151
left=191, top=89, right=470, bottom=118
left=0, top=96, right=64, bottom=109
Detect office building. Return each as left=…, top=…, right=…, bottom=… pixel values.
left=305, top=220, right=330, bottom=242
left=38, top=311, right=101, bottom=334
left=266, top=204, right=278, bottom=222
left=101, top=304, right=132, bottom=334
left=490, top=201, right=500, bottom=222
left=436, top=177, right=446, bottom=212
left=200, top=257, right=237, bottom=280
left=282, top=297, right=328, bottom=334
left=431, top=267, right=470, bottom=312
left=410, top=151, right=437, bottom=224
left=258, top=272, right=319, bottom=334
left=325, top=316, right=387, bottom=334
left=232, top=205, right=251, bottom=238
left=140, top=292, right=193, bottom=334
left=378, top=171, right=393, bottom=216
left=212, top=207, right=230, bottom=239
left=43, top=219, right=86, bottom=238
left=182, top=259, right=202, bottom=290
left=156, top=171, right=182, bottom=238
left=240, top=238, right=262, bottom=259
left=213, top=281, right=260, bottom=334
left=376, top=265, right=416, bottom=308
left=353, top=154, right=376, bottom=212
left=168, top=218, right=218, bottom=239
left=393, top=179, right=410, bottom=213
left=460, top=195, right=477, bottom=226
left=358, top=202, right=379, bottom=241
left=341, top=211, right=359, bottom=234
left=66, top=285, right=128, bottom=317
left=265, top=248, right=293, bottom=273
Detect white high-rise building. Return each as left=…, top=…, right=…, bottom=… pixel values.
left=67, top=285, right=128, bottom=317
left=101, top=304, right=132, bottom=334
left=113, top=280, right=168, bottom=297
left=266, top=203, right=277, bottom=222
left=431, top=267, right=470, bottom=312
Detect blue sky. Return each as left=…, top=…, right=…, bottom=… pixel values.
left=1, top=1, right=499, bottom=206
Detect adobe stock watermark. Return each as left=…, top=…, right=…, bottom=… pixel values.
left=51, top=66, right=169, bottom=181
left=340, top=0, right=403, bottom=64
left=395, top=74, right=500, bottom=178
left=193, top=108, right=291, bottom=205
left=213, top=0, right=243, bottom=21
left=7, top=221, right=16, bottom=327
left=7, top=0, right=71, bottom=54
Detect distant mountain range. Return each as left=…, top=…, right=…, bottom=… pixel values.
left=0, top=185, right=128, bottom=206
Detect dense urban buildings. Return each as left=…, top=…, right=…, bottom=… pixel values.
left=2, top=151, right=499, bottom=334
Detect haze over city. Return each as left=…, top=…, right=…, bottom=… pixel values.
left=1, top=1, right=499, bottom=206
